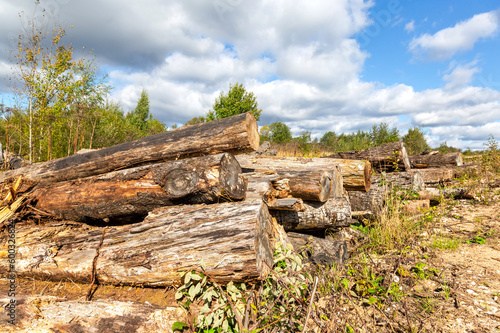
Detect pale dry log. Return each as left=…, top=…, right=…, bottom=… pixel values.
left=413, top=168, right=454, bottom=185
left=0, top=296, right=186, bottom=333
left=270, top=198, right=352, bottom=232
left=31, top=153, right=246, bottom=223
left=272, top=170, right=332, bottom=202
left=287, top=232, right=348, bottom=266
left=266, top=198, right=305, bottom=211
left=410, top=152, right=463, bottom=168
left=243, top=169, right=339, bottom=202
left=418, top=187, right=481, bottom=200
left=329, top=141, right=411, bottom=172
left=236, top=155, right=371, bottom=192
left=348, top=171, right=425, bottom=215
left=0, top=113, right=259, bottom=187
left=0, top=201, right=288, bottom=286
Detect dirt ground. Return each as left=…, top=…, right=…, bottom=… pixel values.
left=419, top=190, right=500, bottom=332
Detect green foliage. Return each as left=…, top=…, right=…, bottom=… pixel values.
left=174, top=244, right=313, bottom=332
left=403, top=127, right=430, bottom=155
left=206, top=83, right=262, bottom=121
left=268, top=122, right=292, bottom=144
left=127, top=89, right=150, bottom=130
left=320, top=131, right=338, bottom=148
left=185, top=116, right=206, bottom=126
left=436, top=141, right=461, bottom=154
left=370, top=122, right=400, bottom=146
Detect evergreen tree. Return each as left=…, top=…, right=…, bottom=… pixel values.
left=129, top=89, right=150, bottom=130
left=206, top=83, right=262, bottom=121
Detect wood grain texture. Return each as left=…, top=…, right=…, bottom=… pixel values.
left=329, top=141, right=411, bottom=172
left=410, top=152, right=463, bottom=168
left=0, top=113, right=259, bottom=186
left=237, top=155, right=371, bottom=192
left=0, top=201, right=288, bottom=286
left=32, top=153, right=246, bottom=223
left=271, top=198, right=352, bottom=232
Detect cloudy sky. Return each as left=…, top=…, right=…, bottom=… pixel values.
left=1, top=0, right=499, bottom=150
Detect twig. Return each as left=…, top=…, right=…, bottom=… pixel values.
left=302, top=276, right=319, bottom=333
left=85, top=228, right=107, bottom=301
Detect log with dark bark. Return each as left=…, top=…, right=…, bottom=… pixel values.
left=0, top=201, right=288, bottom=286
left=270, top=198, right=352, bottom=232
left=410, top=152, right=463, bottom=168
left=0, top=113, right=259, bottom=187
left=329, top=141, right=411, bottom=172
left=31, top=153, right=247, bottom=224
left=287, top=232, right=348, bottom=266
left=236, top=155, right=371, bottom=192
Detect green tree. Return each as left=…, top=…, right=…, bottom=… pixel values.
left=268, top=122, right=292, bottom=144
left=403, top=127, right=429, bottom=155
left=8, top=4, right=110, bottom=161
left=370, top=122, right=400, bottom=146
left=206, top=82, right=262, bottom=121
left=127, top=89, right=150, bottom=131
left=320, top=131, right=338, bottom=148
left=184, top=116, right=206, bottom=126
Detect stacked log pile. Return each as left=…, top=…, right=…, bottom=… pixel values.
left=235, top=155, right=372, bottom=265
left=330, top=142, right=473, bottom=219
left=0, top=113, right=364, bottom=293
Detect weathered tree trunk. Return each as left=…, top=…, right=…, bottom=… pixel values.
left=242, top=169, right=340, bottom=202
left=410, top=152, right=463, bottom=168
left=287, top=232, right=348, bottom=266
left=348, top=171, right=424, bottom=215
left=272, top=170, right=332, bottom=202
left=329, top=141, right=411, bottom=172
left=0, top=113, right=259, bottom=187
left=236, top=155, right=371, bottom=192
left=31, top=153, right=247, bottom=224
left=0, top=201, right=288, bottom=286
left=413, top=168, right=454, bottom=185
left=0, top=297, right=186, bottom=333
left=266, top=198, right=305, bottom=211
left=418, top=187, right=481, bottom=201
left=270, top=198, right=352, bottom=232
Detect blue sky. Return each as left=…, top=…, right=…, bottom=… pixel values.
left=360, top=1, right=500, bottom=92
left=0, top=0, right=499, bottom=150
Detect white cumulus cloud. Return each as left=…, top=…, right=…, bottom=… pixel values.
left=409, top=10, right=500, bottom=60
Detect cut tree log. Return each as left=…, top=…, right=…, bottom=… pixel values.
left=410, top=152, right=463, bottom=168
left=0, top=113, right=259, bottom=187
left=328, top=141, right=411, bottom=172
left=270, top=198, right=352, bottom=232
left=0, top=297, right=186, bottom=333
left=236, top=155, right=371, bottom=192
left=266, top=198, right=305, bottom=212
left=287, top=232, right=348, bottom=266
left=242, top=169, right=339, bottom=202
left=348, top=171, right=425, bottom=215
left=0, top=201, right=288, bottom=286
left=272, top=170, right=332, bottom=202
left=31, top=153, right=247, bottom=224
left=414, top=168, right=454, bottom=185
